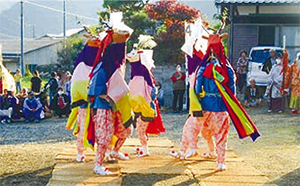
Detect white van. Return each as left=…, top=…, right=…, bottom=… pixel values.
left=247, top=46, right=283, bottom=87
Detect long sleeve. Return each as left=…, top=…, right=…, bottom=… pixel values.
left=195, top=66, right=205, bottom=95
left=228, top=67, right=236, bottom=94
left=23, top=99, right=30, bottom=110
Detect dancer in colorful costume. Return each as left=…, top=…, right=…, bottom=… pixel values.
left=66, top=36, right=101, bottom=162
left=88, top=12, right=133, bottom=175
left=284, top=52, right=300, bottom=114
left=173, top=15, right=260, bottom=171
left=127, top=35, right=165, bottom=157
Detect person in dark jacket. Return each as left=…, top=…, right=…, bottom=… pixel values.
left=171, top=64, right=186, bottom=112
left=31, top=70, right=42, bottom=93
left=50, top=87, right=70, bottom=117
left=262, top=49, right=277, bottom=74
left=45, top=72, right=59, bottom=104
left=244, top=79, right=263, bottom=107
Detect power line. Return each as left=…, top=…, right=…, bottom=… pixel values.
left=24, top=1, right=99, bottom=22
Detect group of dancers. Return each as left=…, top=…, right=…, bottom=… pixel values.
left=66, top=12, right=260, bottom=175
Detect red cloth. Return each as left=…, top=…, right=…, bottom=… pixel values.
left=59, top=97, right=64, bottom=109
left=89, top=31, right=113, bottom=79
left=171, top=72, right=186, bottom=82
left=146, top=99, right=166, bottom=135
left=0, top=78, right=2, bottom=94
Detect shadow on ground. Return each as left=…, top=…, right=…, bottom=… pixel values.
left=121, top=173, right=198, bottom=186
left=272, top=168, right=300, bottom=186
left=0, top=166, right=54, bottom=186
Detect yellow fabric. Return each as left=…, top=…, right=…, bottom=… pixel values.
left=213, top=66, right=254, bottom=135
left=14, top=74, right=22, bottom=82
left=109, top=135, right=119, bottom=149
left=66, top=107, right=78, bottom=130
left=189, top=87, right=203, bottom=115
left=83, top=106, right=93, bottom=150
left=71, top=80, right=89, bottom=103
left=130, top=96, right=155, bottom=119
left=115, top=93, right=133, bottom=124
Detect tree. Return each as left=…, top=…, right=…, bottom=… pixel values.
left=100, top=0, right=156, bottom=52
left=146, top=0, right=200, bottom=64
left=56, top=35, right=84, bottom=71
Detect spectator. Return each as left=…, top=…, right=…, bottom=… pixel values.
left=236, top=51, right=248, bottom=92
left=23, top=91, right=42, bottom=123
left=9, top=91, right=21, bottom=119
left=262, top=49, right=277, bottom=74
left=14, top=69, right=22, bottom=93
left=45, top=71, right=59, bottom=104
left=37, top=89, right=52, bottom=118
left=50, top=87, right=70, bottom=117
left=31, top=70, right=42, bottom=93
left=265, top=56, right=284, bottom=113
left=0, top=89, right=13, bottom=123
left=244, top=79, right=263, bottom=107
left=171, top=64, right=186, bottom=112
left=64, top=71, right=72, bottom=101
left=155, top=82, right=164, bottom=107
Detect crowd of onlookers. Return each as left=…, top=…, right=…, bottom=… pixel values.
left=0, top=70, right=72, bottom=124
left=237, top=50, right=300, bottom=114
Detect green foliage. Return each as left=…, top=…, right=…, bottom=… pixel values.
left=56, top=35, right=84, bottom=72
left=99, top=0, right=156, bottom=52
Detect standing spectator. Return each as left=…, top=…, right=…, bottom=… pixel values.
left=262, top=49, right=277, bottom=74
left=284, top=52, right=300, bottom=114
left=236, top=51, right=248, bottom=92
left=23, top=91, right=42, bottom=122
left=50, top=87, right=70, bottom=117
left=14, top=69, right=22, bottom=93
left=0, top=89, right=13, bottom=123
left=244, top=79, right=263, bottom=107
left=171, top=64, right=186, bottom=112
left=31, top=70, right=42, bottom=93
left=45, top=71, right=59, bottom=104
left=265, top=57, right=284, bottom=113
left=64, top=71, right=72, bottom=101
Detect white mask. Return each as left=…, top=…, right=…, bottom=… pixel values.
left=58, top=91, right=64, bottom=95
left=276, top=59, right=282, bottom=65
left=176, top=67, right=181, bottom=72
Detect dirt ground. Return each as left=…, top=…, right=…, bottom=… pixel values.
left=0, top=107, right=299, bottom=186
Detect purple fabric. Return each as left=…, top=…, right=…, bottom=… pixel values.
left=74, top=44, right=99, bottom=68
left=102, top=43, right=126, bottom=81
left=187, top=54, right=205, bottom=75
left=130, top=61, right=153, bottom=88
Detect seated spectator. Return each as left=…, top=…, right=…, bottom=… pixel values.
left=50, top=87, right=70, bottom=117
left=244, top=79, right=263, bottom=107
left=9, top=91, right=21, bottom=119
left=0, top=89, right=13, bottom=123
left=37, top=88, right=52, bottom=119
left=23, top=91, right=42, bottom=123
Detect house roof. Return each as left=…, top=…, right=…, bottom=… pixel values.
left=38, top=28, right=85, bottom=39
left=0, top=38, right=62, bottom=55
left=215, top=0, right=300, bottom=5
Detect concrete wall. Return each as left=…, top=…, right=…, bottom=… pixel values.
left=25, top=43, right=61, bottom=65
left=232, top=24, right=259, bottom=69
left=124, top=63, right=187, bottom=108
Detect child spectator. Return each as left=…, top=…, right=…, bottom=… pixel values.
left=14, top=69, right=22, bottom=93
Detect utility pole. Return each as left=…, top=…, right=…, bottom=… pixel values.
left=63, top=0, right=66, bottom=39
left=20, top=1, right=24, bottom=75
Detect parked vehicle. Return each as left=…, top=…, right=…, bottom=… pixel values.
left=247, top=46, right=283, bottom=86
